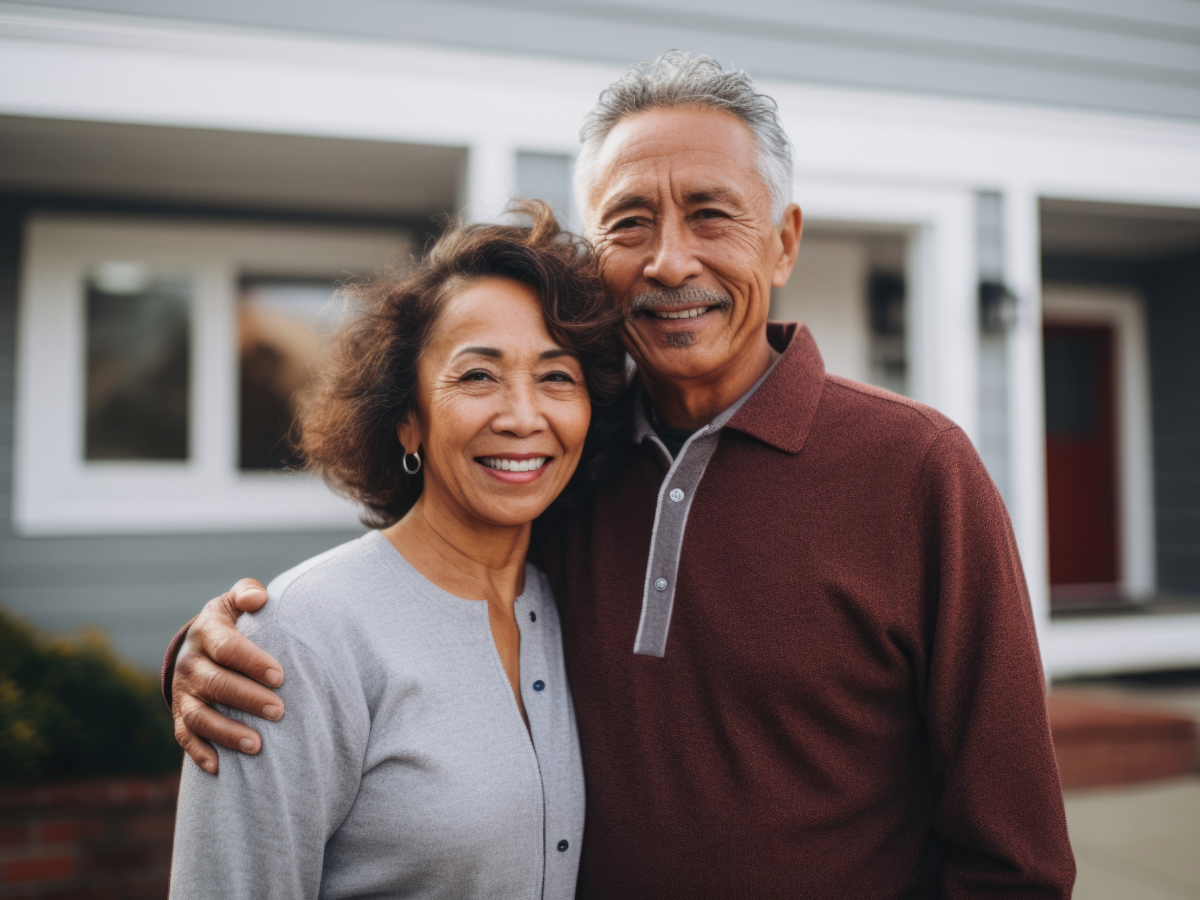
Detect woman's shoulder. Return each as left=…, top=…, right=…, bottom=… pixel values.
left=239, top=532, right=400, bottom=645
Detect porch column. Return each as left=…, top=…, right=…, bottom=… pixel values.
left=1004, top=186, right=1051, bottom=652
left=906, top=191, right=979, bottom=443
left=464, top=140, right=516, bottom=223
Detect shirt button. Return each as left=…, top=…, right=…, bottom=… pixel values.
left=654, top=578, right=667, bottom=591
left=669, top=488, right=684, bottom=502
left=529, top=611, right=537, bottom=622
left=533, top=680, right=545, bottom=692
left=557, top=840, right=569, bottom=852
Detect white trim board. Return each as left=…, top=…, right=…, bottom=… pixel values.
left=1042, top=286, right=1157, bottom=600
left=1045, top=615, right=1200, bottom=680
left=14, top=213, right=409, bottom=535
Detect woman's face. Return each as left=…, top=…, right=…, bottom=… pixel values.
left=399, top=277, right=592, bottom=529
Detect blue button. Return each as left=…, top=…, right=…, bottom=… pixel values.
left=533, top=680, right=545, bottom=692
left=557, top=839, right=569, bottom=852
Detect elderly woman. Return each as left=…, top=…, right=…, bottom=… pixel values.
left=169, top=202, right=626, bottom=899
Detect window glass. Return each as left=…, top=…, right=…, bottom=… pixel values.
left=238, top=277, right=342, bottom=470
left=85, top=263, right=190, bottom=461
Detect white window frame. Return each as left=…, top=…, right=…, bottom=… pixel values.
left=14, top=213, right=410, bottom=535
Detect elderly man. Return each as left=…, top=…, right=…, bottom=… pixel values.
left=164, top=52, right=1074, bottom=898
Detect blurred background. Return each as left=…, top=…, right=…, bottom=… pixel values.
left=0, top=0, right=1198, bottom=897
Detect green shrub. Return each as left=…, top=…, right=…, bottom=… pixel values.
left=0, top=608, right=180, bottom=786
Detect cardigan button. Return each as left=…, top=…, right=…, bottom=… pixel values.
left=533, top=680, right=545, bottom=692
left=557, top=840, right=569, bottom=852
left=654, top=578, right=667, bottom=591
left=669, top=488, right=684, bottom=502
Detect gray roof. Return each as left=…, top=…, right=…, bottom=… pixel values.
left=24, top=0, right=1200, bottom=120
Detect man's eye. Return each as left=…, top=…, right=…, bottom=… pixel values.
left=611, top=217, right=644, bottom=230
left=695, top=208, right=728, bottom=220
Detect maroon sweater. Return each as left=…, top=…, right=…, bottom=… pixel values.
left=543, top=324, right=1074, bottom=899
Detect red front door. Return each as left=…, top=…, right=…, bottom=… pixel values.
left=1044, top=323, right=1119, bottom=590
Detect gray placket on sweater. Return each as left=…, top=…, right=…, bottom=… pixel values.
left=631, top=356, right=782, bottom=657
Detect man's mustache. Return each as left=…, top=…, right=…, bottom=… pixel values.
left=625, top=286, right=733, bottom=318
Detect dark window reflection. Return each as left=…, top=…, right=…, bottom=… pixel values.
left=239, top=277, right=340, bottom=470
left=85, top=267, right=190, bottom=461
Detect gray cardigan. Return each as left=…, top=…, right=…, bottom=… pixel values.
left=170, top=531, right=585, bottom=899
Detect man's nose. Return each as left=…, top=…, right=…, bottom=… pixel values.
left=643, top=214, right=703, bottom=287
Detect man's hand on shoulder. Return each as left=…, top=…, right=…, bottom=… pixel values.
left=172, top=579, right=285, bottom=774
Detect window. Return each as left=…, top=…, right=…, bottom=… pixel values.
left=85, top=266, right=191, bottom=461
left=238, top=276, right=343, bottom=471
left=15, top=214, right=410, bottom=534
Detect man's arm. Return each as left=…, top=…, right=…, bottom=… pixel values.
left=919, top=427, right=1075, bottom=898
left=165, top=579, right=287, bottom=774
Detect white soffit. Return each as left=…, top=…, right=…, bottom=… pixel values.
left=1041, top=197, right=1200, bottom=260
left=0, top=114, right=466, bottom=216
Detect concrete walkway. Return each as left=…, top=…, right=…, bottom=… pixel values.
left=1065, top=776, right=1200, bottom=899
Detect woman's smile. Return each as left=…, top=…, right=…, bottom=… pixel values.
left=476, top=453, right=553, bottom=483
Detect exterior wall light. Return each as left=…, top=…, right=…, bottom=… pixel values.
left=979, top=280, right=1018, bottom=333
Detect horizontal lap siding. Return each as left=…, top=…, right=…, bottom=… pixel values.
left=30, top=0, right=1200, bottom=119
left=1147, top=252, right=1200, bottom=595
left=0, top=198, right=360, bottom=671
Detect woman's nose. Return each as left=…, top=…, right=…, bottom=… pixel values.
left=493, top=380, right=545, bottom=436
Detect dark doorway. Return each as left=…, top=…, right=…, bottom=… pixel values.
left=1045, top=323, right=1119, bottom=593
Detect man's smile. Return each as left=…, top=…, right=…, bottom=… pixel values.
left=626, top=286, right=733, bottom=326
left=646, top=305, right=713, bottom=319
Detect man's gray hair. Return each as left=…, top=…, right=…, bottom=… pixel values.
left=575, top=50, right=794, bottom=226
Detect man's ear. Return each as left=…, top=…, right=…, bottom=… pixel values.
left=771, top=204, right=803, bottom=289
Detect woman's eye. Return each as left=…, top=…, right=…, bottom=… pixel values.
left=542, top=371, right=576, bottom=384
left=461, top=369, right=495, bottom=382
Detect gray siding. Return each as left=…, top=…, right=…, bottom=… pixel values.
left=1146, top=251, right=1200, bottom=594
left=23, top=0, right=1200, bottom=120
left=0, top=197, right=362, bottom=671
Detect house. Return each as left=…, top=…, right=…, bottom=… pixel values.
left=1, top=0, right=1198, bottom=676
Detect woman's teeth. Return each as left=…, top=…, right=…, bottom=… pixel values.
left=479, top=457, right=548, bottom=472
left=651, top=307, right=708, bottom=319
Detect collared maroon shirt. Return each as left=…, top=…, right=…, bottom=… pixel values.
left=543, top=323, right=1074, bottom=899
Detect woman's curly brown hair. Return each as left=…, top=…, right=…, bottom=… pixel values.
left=295, top=200, right=630, bottom=528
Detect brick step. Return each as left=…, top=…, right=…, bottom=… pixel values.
left=1048, top=691, right=1198, bottom=789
